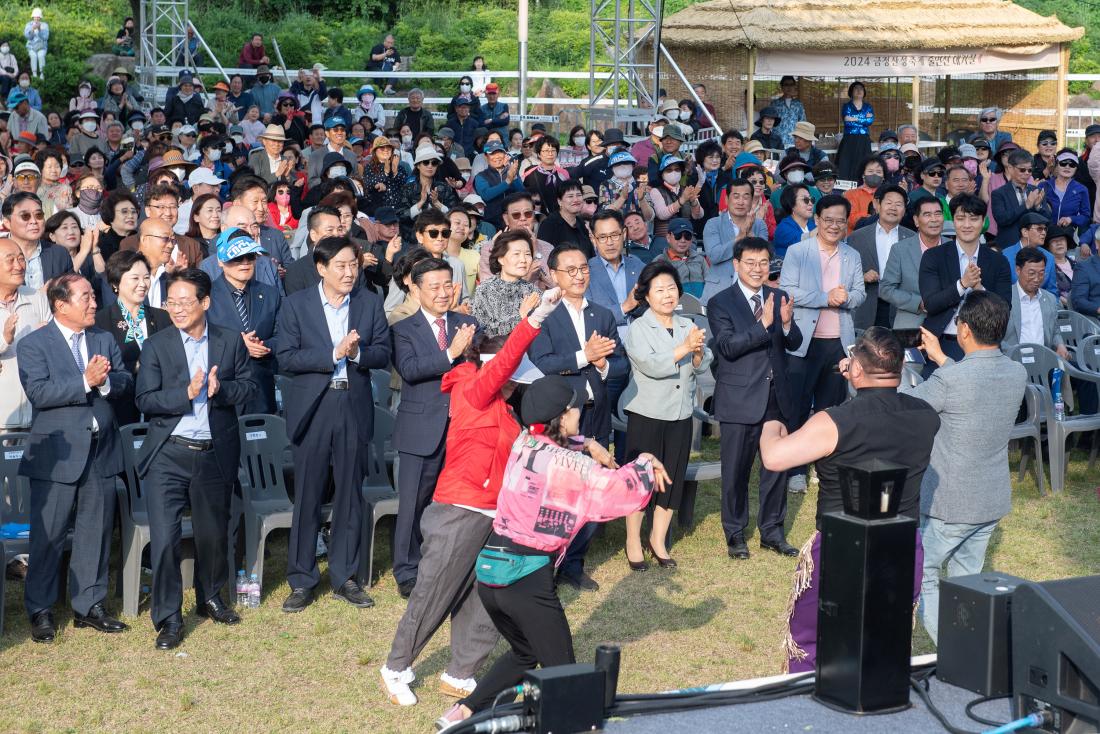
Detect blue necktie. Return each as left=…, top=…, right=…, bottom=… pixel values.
left=70, top=332, right=85, bottom=373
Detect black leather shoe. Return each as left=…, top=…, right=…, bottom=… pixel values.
left=760, top=538, right=800, bottom=557
left=332, top=580, right=375, bottom=608
left=155, top=622, right=183, bottom=650
left=73, top=603, right=129, bottom=633
left=646, top=541, right=678, bottom=569
left=556, top=571, right=600, bottom=592
left=282, top=587, right=314, bottom=613
left=728, top=535, right=750, bottom=560
left=30, top=610, right=55, bottom=643
left=196, top=597, right=241, bottom=625
left=397, top=579, right=416, bottom=599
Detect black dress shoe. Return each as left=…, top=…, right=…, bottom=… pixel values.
left=30, top=610, right=55, bottom=643
left=332, top=580, right=375, bottom=608
left=556, top=571, right=600, bottom=592
left=760, top=538, right=799, bottom=557
left=73, top=603, right=129, bottom=633
left=397, top=579, right=416, bottom=599
left=155, top=622, right=183, bottom=650
left=281, top=587, right=314, bottom=613
left=728, top=535, right=750, bottom=560
left=645, top=541, right=678, bottom=568
left=626, top=553, right=649, bottom=572
left=196, top=597, right=241, bottom=625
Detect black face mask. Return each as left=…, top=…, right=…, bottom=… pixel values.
left=258, top=75, right=271, bottom=84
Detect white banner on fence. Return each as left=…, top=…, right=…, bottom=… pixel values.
left=755, top=46, right=1061, bottom=78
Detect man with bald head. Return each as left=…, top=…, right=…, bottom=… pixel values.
left=198, top=205, right=280, bottom=288
left=137, top=217, right=186, bottom=309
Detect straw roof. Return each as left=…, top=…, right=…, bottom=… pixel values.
left=660, top=0, right=1083, bottom=51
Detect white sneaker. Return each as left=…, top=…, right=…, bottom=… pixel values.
left=787, top=474, right=807, bottom=493
left=439, top=672, right=477, bottom=698
left=380, top=665, right=418, bottom=706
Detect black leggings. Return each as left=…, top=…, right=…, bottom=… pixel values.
left=459, top=563, right=575, bottom=712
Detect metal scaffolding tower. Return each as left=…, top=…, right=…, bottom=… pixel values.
left=589, top=0, right=664, bottom=128
left=137, top=0, right=195, bottom=90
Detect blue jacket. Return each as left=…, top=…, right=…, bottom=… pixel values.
left=474, top=167, right=524, bottom=229
left=17, top=322, right=132, bottom=483
left=773, top=216, right=814, bottom=258
left=586, top=254, right=645, bottom=325
left=1071, top=255, right=1100, bottom=319
left=481, top=101, right=510, bottom=138
left=1001, top=243, right=1057, bottom=296
left=701, top=213, right=770, bottom=303
left=1039, top=178, right=1092, bottom=231
left=444, top=115, right=480, bottom=158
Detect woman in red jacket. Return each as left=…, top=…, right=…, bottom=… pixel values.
left=380, top=287, right=618, bottom=708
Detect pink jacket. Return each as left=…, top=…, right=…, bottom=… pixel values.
left=493, top=433, right=656, bottom=558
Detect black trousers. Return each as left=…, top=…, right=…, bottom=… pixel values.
left=460, top=563, right=575, bottom=712
left=145, top=440, right=233, bottom=628
left=787, top=337, right=848, bottom=477
left=719, top=387, right=788, bottom=545
left=286, top=389, right=365, bottom=591
left=24, top=442, right=117, bottom=618
left=393, top=444, right=445, bottom=585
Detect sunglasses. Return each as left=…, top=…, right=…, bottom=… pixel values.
left=980, top=117, right=998, bottom=123
left=671, top=232, right=693, bottom=240
left=509, top=210, right=535, bottom=219
left=230, top=253, right=258, bottom=263
left=420, top=160, right=440, bottom=166
left=423, top=228, right=451, bottom=239
left=1058, top=159, right=1079, bottom=168
left=926, top=170, right=945, bottom=177
left=16, top=210, right=45, bottom=221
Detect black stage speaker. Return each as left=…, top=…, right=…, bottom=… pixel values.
left=524, top=663, right=605, bottom=734
left=1012, top=576, right=1100, bottom=734
left=937, top=572, right=1028, bottom=696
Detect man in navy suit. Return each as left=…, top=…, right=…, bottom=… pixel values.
left=529, top=241, right=624, bottom=592
left=991, top=147, right=1052, bottom=249
left=3, top=192, right=74, bottom=290
left=390, top=257, right=478, bottom=598
left=276, top=236, right=391, bottom=614
left=708, top=237, right=802, bottom=560
left=206, top=228, right=282, bottom=414
left=920, top=193, right=1012, bottom=362
left=18, top=274, right=132, bottom=643
left=135, top=268, right=257, bottom=650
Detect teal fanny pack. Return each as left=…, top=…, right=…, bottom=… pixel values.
left=475, top=547, right=551, bottom=587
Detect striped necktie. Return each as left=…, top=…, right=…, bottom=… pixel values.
left=70, top=332, right=85, bottom=372
left=751, top=293, right=763, bottom=321
left=233, top=288, right=250, bottom=331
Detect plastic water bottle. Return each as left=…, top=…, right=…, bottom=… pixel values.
left=236, top=570, right=247, bottom=607
left=248, top=573, right=261, bottom=608
left=1052, top=367, right=1065, bottom=421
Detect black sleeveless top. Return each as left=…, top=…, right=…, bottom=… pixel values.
left=815, top=387, right=940, bottom=528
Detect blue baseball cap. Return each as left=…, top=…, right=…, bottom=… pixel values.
left=668, top=218, right=694, bottom=237
left=324, top=115, right=348, bottom=130
left=357, top=84, right=376, bottom=98
left=216, top=228, right=266, bottom=263
left=608, top=150, right=636, bottom=167
left=7, top=91, right=27, bottom=107
left=483, top=140, right=507, bottom=154
left=658, top=153, right=685, bottom=172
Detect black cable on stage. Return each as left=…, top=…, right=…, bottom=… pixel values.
left=909, top=673, right=981, bottom=734
left=964, top=694, right=1011, bottom=728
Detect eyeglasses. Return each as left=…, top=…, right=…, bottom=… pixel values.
left=738, top=259, right=771, bottom=270
left=144, top=233, right=178, bottom=244
left=148, top=203, right=178, bottom=213
left=14, top=174, right=39, bottom=183
left=508, top=210, right=535, bottom=220
left=553, top=265, right=590, bottom=278
left=980, top=117, right=998, bottom=123
left=423, top=228, right=451, bottom=239
left=1039, top=139, right=1057, bottom=146
left=592, top=230, right=623, bottom=243
left=163, top=298, right=199, bottom=310
left=1058, top=160, right=1079, bottom=168
left=15, top=209, right=45, bottom=222
left=819, top=217, right=847, bottom=228
left=1013, top=166, right=1032, bottom=174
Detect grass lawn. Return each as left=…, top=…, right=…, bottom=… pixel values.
left=1, top=442, right=1098, bottom=733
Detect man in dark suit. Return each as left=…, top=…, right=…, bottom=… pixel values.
left=920, top=193, right=1012, bottom=362
left=283, top=206, right=344, bottom=296
left=991, top=147, right=1052, bottom=248
left=207, top=228, right=281, bottom=414
left=135, top=268, right=257, bottom=650
left=276, top=236, right=392, bottom=613
left=708, top=237, right=802, bottom=560
left=18, top=274, right=133, bottom=642
left=847, top=185, right=913, bottom=330
left=390, top=258, right=478, bottom=598
left=528, top=242, right=624, bottom=592
left=2, top=192, right=73, bottom=291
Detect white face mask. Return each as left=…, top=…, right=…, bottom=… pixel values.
left=361, top=95, right=375, bottom=106
left=652, top=126, right=665, bottom=139
left=573, top=135, right=586, bottom=147
left=401, top=134, right=412, bottom=145
left=224, top=142, right=234, bottom=154
left=171, top=167, right=186, bottom=181
left=612, top=164, right=633, bottom=179
left=19, top=79, right=30, bottom=89
left=132, top=121, right=144, bottom=131
left=82, top=121, right=97, bottom=133
left=460, top=84, right=471, bottom=93
left=662, top=170, right=681, bottom=185
left=79, top=87, right=90, bottom=97
left=679, top=110, right=691, bottom=121
left=786, top=170, right=806, bottom=184
left=328, top=166, right=347, bottom=178
left=207, top=149, right=222, bottom=162
left=1, top=46, right=9, bottom=54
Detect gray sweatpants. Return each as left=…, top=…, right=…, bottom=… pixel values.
left=386, top=502, right=499, bottom=678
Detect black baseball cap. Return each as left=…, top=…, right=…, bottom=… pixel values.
left=521, top=376, right=581, bottom=426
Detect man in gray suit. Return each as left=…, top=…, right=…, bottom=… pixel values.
left=847, top=185, right=913, bottom=331
left=880, top=197, right=946, bottom=329
left=17, top=274, right=133, bottom=642
left=778, top=194, right=866, bottom=492
left=904, top=291, right=1027, bottom=644
left=1001, top=248, right=1067, bottom=357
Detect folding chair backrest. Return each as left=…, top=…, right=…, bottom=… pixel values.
left=119, top=423, right=150, bottom=516
left=1079, top=334, right=1100, bottom=374
left=677, top=294, right=705, bottom=316
left=237, top=414, right=292, bottom=504
left=0, top=433, right=30, bottom=526
left=1056, top=310, right=1100, bottom=352
left=1007, top=343, right=1062, bottom=395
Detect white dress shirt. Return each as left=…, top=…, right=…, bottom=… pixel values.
left=319, top=282, right=356, bottom=379
left=148, top=264, right=168, bottom=308
left=1017, top=283, right=1045, bottom=346
left=562, top=297, right=608, bottom=399
left=421, top=307, right=447, bottom=349
left=874, top=223, right=900, bottom=275
left=54, top=320, right=111, bottom=431
left=945, top=242, right=979, bottom=336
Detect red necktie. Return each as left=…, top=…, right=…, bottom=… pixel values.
left=435, top=318, right=447, bottom=351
